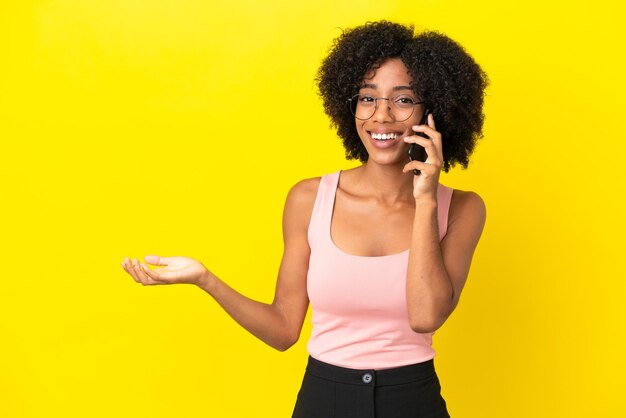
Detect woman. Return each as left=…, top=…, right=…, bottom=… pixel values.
left=122, top=21, right=488, bottom=418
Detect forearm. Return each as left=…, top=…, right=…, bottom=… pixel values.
left=406, top=197, right=454, bottom=333
left=198, top=272, right=298, bottom=351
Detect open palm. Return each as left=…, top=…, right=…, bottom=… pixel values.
left=122, top=255, right=209, bottom=286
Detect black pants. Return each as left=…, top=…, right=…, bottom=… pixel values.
left=292, top=356, right=450, bottom=418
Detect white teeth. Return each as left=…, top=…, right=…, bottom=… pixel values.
left=371, top=133, right=397, bottom=141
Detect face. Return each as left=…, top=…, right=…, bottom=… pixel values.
left=355, top=58, right=426, bottom=167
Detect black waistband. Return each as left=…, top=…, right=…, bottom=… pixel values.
left=305, top=356, right=437, bottom=387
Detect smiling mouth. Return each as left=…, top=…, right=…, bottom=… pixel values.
left=370, top=132, right=399, bottom=141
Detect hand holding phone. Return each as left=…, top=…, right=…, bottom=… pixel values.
left=407, top=109, right=431, bottom=175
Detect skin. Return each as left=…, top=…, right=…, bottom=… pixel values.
left=121, top=57, right=486, bottom=349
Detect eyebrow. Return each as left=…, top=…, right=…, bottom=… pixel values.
left=360, top=83, right=413, bottom=91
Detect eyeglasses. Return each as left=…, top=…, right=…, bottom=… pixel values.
left=348, top=94, right=425, bottom=121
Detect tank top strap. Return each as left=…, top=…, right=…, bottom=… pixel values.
left=436, top=183, right=454, bottom=240
left=307, top=171, right=340, bottom=247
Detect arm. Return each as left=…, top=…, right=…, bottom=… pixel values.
left=406, top=191, right=485, bottom=333
left=121, top=179, right=318, bottom=351
left=402, top=113, right=486, bottom=333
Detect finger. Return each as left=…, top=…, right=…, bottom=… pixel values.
left=428, top=113, right=436, bottom=130
left=402, top=160, right=439, bottom=176
left=122, top=257, right=140, bottom=283
left=132, top=258, right=159, bottom=285
left=427, top=114, right=443, bottom=160
left=411, top=124, right=441, bottom=142
left=404, top=135, right=432, bottom=147
left=404, top=136, right=440, bottom=163
left=144, top=255, right=171, bottom=267
left=140, top=263, right=170, bottom=284
left=130, top=258, right=146, bottom=283
left=412, top=124, right=443, bottom=161
left=125, top=257, right=144, bottom=283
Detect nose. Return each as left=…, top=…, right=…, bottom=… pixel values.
left=372, top=98, right=394, bottom=122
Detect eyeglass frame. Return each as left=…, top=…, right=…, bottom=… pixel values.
left=347, top=93, right=426, bottom=121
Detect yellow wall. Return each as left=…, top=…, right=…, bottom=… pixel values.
left=1, top=1, right=624, bottom=416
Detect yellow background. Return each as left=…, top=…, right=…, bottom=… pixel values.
left=1, top=1, right=625, bottom=417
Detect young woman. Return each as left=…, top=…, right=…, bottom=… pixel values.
left=122, top=21, right=488, bottom=418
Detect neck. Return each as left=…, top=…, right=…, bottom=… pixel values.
left=354, top=162, right=415, bottom=204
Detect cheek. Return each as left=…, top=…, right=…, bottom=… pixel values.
left=356, top=122, right=368, bottom=138
left=399, top=123, right=412, bottom=137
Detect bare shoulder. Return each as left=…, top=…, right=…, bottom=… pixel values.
left=286, top=177, right=321, bottom=210
left=283, top=177, right=321, bottom=232
left=448, top=189, right=486, bottom=231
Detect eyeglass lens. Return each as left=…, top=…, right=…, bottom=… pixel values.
left=349, top=94, right=421, bottom=121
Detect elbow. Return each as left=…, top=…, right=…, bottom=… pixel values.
left=274, top=340, right=296, bottom=352
left=409, top=319, right=442, bottom=334
left=409, top=297, right=458, bottom=333
left=272, top=333, right=300, bottom=352
left=409, top=312, right=449, bottom=334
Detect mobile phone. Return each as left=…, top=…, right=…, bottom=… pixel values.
left=407, top=109, right=431, bottom=175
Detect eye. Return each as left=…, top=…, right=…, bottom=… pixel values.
left=359, top=95, right=375, bottom=103
left=394, top=95, right=417, bottom=105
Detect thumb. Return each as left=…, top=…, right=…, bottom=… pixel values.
left=144, top=255, right=171, bottom=266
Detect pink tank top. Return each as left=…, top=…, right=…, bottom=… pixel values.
left=306, top=171, right=453, bottom=369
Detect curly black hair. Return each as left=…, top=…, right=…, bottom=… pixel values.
left=316, top=21, right=488, bottom=171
